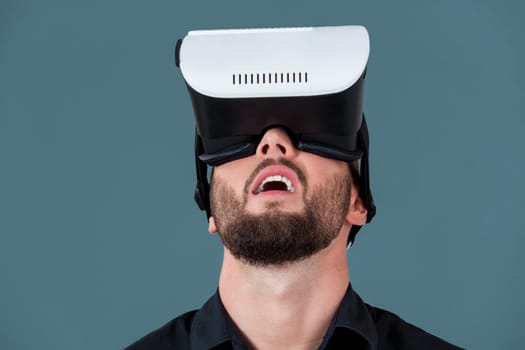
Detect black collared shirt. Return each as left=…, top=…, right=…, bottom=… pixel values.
left=125, top=284, right=462, bottom=349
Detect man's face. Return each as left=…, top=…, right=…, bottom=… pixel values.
left=209, top=128, right=359, bottom=267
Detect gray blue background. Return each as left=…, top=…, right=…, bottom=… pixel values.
left=1, top=0, right=523, bottom=349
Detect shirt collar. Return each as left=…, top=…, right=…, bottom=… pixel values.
left=190, top=284, right=378, bottom=350
left=326, top=282, right=378, bottom=350
left=190, top=290, right=233, bottom=349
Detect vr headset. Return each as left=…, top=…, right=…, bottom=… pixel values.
left=176, top=25, right=376, bottom=244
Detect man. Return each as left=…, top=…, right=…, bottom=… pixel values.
left=126, top=25, right=461, bottom=349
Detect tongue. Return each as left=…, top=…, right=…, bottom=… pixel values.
left=262, top=181, right=288, bottom=192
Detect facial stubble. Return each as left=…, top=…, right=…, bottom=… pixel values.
left=210, top=161, right=352, bottom=267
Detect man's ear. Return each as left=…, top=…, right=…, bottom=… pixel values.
left=346, top=186, right=368, bottom=226
left=208, top=216, right=218, bottom=234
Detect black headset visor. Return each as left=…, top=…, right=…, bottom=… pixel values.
left=188, top=71, right=366, bottom=166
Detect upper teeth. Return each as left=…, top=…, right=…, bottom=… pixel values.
left=257, top=175, right=295, bottom=193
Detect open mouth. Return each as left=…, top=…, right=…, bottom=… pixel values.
left=255, top=175, right=295, bottom=194
left=251, top=165, right=300, bottom=195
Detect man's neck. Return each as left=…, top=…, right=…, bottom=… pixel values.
left=218, top=233, right=350, bottom=350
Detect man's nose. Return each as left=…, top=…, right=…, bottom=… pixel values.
left=256, top=128, right=297, bottom=159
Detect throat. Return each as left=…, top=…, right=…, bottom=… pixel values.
left=221, top=286, right=337, bottom=350
left=218, top=255, right=350, bottom=350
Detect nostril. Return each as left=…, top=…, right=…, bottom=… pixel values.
left=260, top=143, right=287, bottom=155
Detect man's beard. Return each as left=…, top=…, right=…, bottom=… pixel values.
left=210, top=159, right=351, bottom=267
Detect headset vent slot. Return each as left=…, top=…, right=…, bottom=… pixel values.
left=232, top=72, right=309, bottom=85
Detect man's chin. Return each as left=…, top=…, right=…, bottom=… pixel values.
left=211, top=171, right=351, bottom=267
left=217, top=210, right=332, bottom=266
left=222, top=243, right=318, bottom=268
left=246, top=200, right=305, bottom=213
